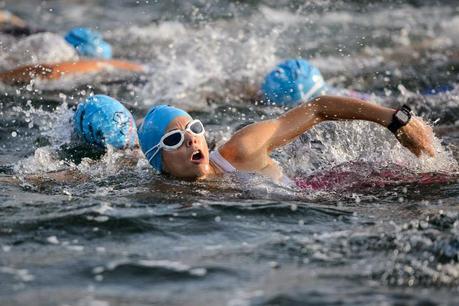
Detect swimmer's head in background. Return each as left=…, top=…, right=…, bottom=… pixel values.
left=137, top=105, right=191, bottom=173
left=73, top=95, right=137, bottom=150
left=64, top=27, right=112, bottom=59
left=261, top=59, right=327, bottom=107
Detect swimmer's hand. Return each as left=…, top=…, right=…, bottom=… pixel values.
left=395, top=117, right=435, bottom=157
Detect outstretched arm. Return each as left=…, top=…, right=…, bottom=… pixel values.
left=221, top=95, right=435, bottom=170
left=265, top=95, right=395, bottom=149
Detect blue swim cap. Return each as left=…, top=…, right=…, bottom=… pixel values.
left=73, top=95, right=137, bottom=150
left=261, top=59, right=327, bottom=106
left=64, top=27, right=112, bottom=59
left=138, top=105, right=191, bottom=173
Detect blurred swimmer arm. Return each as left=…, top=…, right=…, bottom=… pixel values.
left=0, top=59, right=146, bottom=85
left=0, top=10, right=27, bottom=28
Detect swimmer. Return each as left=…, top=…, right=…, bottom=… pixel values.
left=259, top=58, right=373, bottom=107
left=54, top=93, right=139, bottom=164
left=72, top=94, right=138, bottom=150
left=0, top=94, right=138, bottom=185
left=137, top=95, right=435, bottom=185
left=0, top=27, right=145, bottom=85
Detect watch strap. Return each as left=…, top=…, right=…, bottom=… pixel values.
left=387, top=105, right=412, bottom=134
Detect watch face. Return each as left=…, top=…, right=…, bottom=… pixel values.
left=396, top=111, right=410, bottom=124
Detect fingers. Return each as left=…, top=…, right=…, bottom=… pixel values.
left=408, top=142, right=421, bottom=157
left=423, top=142, right=435, bottom=157
left=397, top=133, right=433, bottom=158
left=419, top=123, right=435, bottom=157
left=400, top=117, right=436, bottom=158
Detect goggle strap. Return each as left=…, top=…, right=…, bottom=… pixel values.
left=145, top=143, right=160, bottom=159
left=147, top=146, right=161, bottom=164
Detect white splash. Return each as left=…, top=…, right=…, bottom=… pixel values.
left=0, top=32, right=78, bottom=71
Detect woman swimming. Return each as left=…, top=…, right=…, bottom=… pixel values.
left=138, top=95, right=435, bottom=185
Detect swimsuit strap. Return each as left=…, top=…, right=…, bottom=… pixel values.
left=209, top=150, right=237, bottom=173
left=210, top=150, right=294, bottom=187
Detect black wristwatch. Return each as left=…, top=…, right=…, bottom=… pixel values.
left=387, top=105, right=412, bottom=134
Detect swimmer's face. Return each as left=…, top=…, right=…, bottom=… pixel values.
left=161, top=116, right=210, bottom=179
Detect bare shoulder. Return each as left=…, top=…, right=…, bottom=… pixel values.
left=217, top=128, right=272, bottom=171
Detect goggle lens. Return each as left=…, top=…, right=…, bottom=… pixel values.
left=163, top=131, right=183, bottom=146
left=189, top=121, right=204, bottom=134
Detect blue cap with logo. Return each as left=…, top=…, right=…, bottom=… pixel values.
left=65, top=27, right=112, bottom=59
left=261, top=59, right=327, bottom=106
left=138, top=105, right=191, bottom=173
left=73, top=95, right=137, bottom=149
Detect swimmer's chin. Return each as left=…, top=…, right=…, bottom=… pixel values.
left=170, top=164, right=219, bottom=181
left=162, top=164, right=202, bottom=181
left=192, top=164, right=217, bottom=181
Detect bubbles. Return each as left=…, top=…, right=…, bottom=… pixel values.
left=0, top=267, right=35, bottom=282
left=282, top=120, right=458, bottom=179
left=13, top=147, right=68, bottom=174
left=47, top=236, right=59, bottom=244
left=107, top=13, right=282, bottom=110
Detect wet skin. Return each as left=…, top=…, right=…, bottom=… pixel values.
left=161, top=116, right=218, bottom=180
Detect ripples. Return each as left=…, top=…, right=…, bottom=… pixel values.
left=90, top=259, right=236, bottom=284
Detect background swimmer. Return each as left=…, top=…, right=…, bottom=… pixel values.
left=260, top=58, right=327, bottom=106
left=0, top=26, right=145, bottom=85
left=260, top=58, right=384, bottom=107
left=72, top=94, right=138, bottom=150
left=0, top=94, right=139, bottom=185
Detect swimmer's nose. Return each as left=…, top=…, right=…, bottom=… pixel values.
left=185, top=133, right=197, bottom=147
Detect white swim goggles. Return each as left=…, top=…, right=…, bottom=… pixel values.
left=145, top=119, right=205, bottom=163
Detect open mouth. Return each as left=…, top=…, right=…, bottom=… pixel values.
left=191, top=150, right=203, bottom=162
